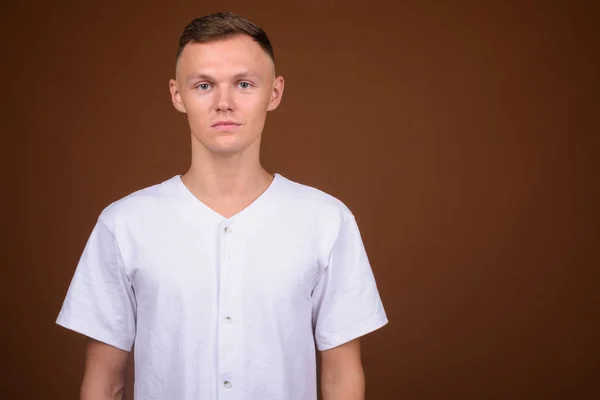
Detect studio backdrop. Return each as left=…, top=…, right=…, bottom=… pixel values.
left=2, top=0, right=597, bottom=399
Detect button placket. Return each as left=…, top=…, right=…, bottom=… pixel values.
left=222, top=224, right=234, bottom=324
left=219, top=222, right=236, bottom=393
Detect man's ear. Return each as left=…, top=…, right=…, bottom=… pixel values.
left=169, top=79, right=187, bottom=113
left=267, top=75, right=284, bottom=112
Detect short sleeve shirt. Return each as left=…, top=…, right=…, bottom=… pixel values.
left=56, top=173, right=388, bottom=400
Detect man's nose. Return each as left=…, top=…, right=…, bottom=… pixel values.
left=215, top=87, right=234, bottom=112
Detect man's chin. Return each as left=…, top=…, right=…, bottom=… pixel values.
left=209, top=135, right=261, bottom=155
left=205, top=142, right=248, bottom=156
left=192, top=132, right=260, bottom=156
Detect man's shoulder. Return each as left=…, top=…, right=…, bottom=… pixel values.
left=97, top=175, right=180, bottom=228
left=276, top=174, right=355, bottom=222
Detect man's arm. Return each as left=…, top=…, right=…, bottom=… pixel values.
left=320, top=338, right=365, bottom=400
left=80, top=338, right=130, bottom=400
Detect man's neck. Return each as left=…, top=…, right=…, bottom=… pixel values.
left=180, top=149, right=274, bottom=218
left=182, top=164, right=272, bottom=199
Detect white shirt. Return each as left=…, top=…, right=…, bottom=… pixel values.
left=56, top=173, right=388, bottom=400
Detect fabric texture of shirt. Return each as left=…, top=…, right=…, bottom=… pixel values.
left=56, top=173, right=388, bottom=400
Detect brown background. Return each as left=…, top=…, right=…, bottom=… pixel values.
left=2, top=0, right=598, bottom=399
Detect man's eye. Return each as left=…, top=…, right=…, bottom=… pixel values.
left=198, top=83, right=211, bottom=90
left=239, top=82, right=251, bottom=89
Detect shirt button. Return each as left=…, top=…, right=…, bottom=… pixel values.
left=223, top=380, right=232, bottom=389
left=224, top=226, right=232, bottom=233
left=225, top=316, right=233, bottom=324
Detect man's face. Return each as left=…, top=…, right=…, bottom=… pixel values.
left=169, top=35, right=284, bottom=156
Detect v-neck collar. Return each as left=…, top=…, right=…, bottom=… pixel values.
left=173, top=173, right=281, bottom=222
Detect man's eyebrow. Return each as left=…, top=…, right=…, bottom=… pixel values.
left=186, top=73, right=214, bottom=83
left=232, top=71, right=262, bottom=81
left=186, top=72, right=262, bottom=83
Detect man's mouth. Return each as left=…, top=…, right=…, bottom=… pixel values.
left=212, top=121, right=241, bottom=131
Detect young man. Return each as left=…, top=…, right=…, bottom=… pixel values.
left=56, top=11, right=388, bottom=400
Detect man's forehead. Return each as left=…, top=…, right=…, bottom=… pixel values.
left=177, top=37, right=273, bottom=74
left=178, top=61, right=272, bottom=83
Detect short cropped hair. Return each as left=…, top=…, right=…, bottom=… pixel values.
left=176, top=12, right=275, bottom=63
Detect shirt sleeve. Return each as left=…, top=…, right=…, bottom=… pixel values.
left=56, top=217, right=137, bottom=351
left=312, top=216, right=388, bottom=351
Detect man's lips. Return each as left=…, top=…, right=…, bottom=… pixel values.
left=212, top=121, right=241, bottom=127
left=211, top=121, right=241, bottom=131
